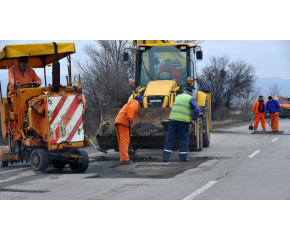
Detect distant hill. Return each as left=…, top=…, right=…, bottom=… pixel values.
left=255, top=77, right=290, bottom=97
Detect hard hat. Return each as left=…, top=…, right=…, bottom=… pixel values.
left=134, top=95, right=143, bottom=103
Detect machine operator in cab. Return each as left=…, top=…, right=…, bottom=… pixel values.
left=8, top=56, right=42, bottom=105
left=158, top=59, right=182, bottom=84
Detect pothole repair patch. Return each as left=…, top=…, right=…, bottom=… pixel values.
left=86, top=156, right=230, bottom=179
left=0, top=188, right=50, bottom=193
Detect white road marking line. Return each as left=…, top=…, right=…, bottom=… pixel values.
left=272, top=138, right=278, bottom=142
left=183, top=181, right=217, bottom=200
left=283, top=130, right=288, bottom=134
left=248, top=150, right=261, bottom=158
left=0, top=170, right=35, bottom=183
left=0, top=167, right=30, bottom=175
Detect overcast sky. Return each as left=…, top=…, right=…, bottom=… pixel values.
left=1, top=40, right=290, bottom=83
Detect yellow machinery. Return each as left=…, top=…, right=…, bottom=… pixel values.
left=96, top=40, right=211, bottom=152
left=0, top=42, right=90, bottom=172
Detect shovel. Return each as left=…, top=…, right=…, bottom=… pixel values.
left=249, top=114, right=255, bottom=130
left=266, top=114, right=271, bottom=127
left=89, top=138, right=108, bottom=154
left=128, top=121, right=135, bottom=155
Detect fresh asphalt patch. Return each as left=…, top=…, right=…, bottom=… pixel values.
left=251, top=131, right=286, bottom=135
left=0, top=188, right=50, bottom=193
left=86, top=156, right=229, bottom=179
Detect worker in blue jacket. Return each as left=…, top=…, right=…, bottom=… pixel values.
left=265, top=96, right=281, bottom=132
left=163, top=87, right=200, bottom=162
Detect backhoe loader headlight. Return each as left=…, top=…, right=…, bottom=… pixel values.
left=140, top=47, right=145, bottom=50
left=187, top=77, right=194, bottom=84
left=180, top=46, right=186, bottom=50
left=129, top=78, right=135, bottom=85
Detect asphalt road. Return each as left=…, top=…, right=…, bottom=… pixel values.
left=0, top=119, right=289, bottom=200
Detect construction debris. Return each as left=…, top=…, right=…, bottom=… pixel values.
left=132, top=123, right=166, bottom=136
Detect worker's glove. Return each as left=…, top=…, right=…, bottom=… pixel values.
left=127, top=118, right=132, bottom=122
left=252, top=112, right=256, bottom=115
left=267, top=113, right=270, bottom=116
left=190, top=119, right=195, bottom=124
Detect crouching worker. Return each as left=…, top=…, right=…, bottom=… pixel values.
left=252, top=95, right=266, bottom=131
left=115, top=96, right=143, bottom=164
left=163, top=87, right=200, bottom=162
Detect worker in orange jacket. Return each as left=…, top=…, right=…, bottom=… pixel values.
left=8, top=56, right=42, bottom=105
left=252, top=95, right=266, bottom=131
left=158, top=59, right=182, bottom=84
left=115, top=95, right=143, bottom=164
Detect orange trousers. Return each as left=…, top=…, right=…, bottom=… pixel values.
left=254, top=113, right=266, bottom=130
left=115, top=124, right=130, bottom=162
left=270, top=112, right=279, bottom=131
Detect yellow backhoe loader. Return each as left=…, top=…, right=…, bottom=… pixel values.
left=0, top=42, right=90, bottom=172
left=96, top=40, right=211, bottom=152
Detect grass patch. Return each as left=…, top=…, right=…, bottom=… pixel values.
left=212, top=118, right=248, bottom=128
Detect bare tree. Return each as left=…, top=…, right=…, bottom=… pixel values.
left=266, top=83, right=281, bottom=97
left=75, top=40, right=134, bottom=137
left=198, top=55, right=257, bottom=120
left=237, top=87, right=260, bottom=120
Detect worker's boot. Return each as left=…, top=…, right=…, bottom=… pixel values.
left=120, top=160, right=133, bottom=164
left=163, top=158, right=169, bottom=162
left=180, top=159, right=189, bottom=162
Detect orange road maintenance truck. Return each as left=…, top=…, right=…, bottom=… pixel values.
left=0, top=42, right=90, bottom=172
left=278, top=96, right=290, bottom=119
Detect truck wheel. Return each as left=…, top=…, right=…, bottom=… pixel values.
left=203, top=100, right=210, bottom=147
left=70, top=150, right=89, bottom=173
left=30, top=148, right=49, bottom=171
left=198, top=119, right=203, bottom=151
left=0, top=161, right=8, bottom=167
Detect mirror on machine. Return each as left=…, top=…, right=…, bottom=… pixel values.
left=123, top=52, right=129, bottom=61
left=196, top=51, right=203, bottom=60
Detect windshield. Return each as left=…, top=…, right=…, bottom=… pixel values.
left=279, top=99, right=290, bottom=104
left=138, top=46, right=188, bottom=88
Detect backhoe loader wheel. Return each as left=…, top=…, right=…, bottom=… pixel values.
left=0, top=161, right=8, bottom=168
left=30, top=149, right=49, bottom=172
left=203, top=100, right=210, bottom=147
left=70, top=150, right=89, bottom=173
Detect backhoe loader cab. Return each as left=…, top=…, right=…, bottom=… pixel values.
left=0, top=42, right=90, bottom=172
left=128, top=43, right=201, bottom=95
left=96, top=40, right=211, bottom=152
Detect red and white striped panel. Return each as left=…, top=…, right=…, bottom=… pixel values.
left=48, top=95, right=84, bottom=145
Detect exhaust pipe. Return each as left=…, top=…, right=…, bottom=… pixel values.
left=52, top=42, right=60, bottom=91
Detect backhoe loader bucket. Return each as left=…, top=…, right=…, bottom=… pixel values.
left=96, top=107, right=199, bottom=150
